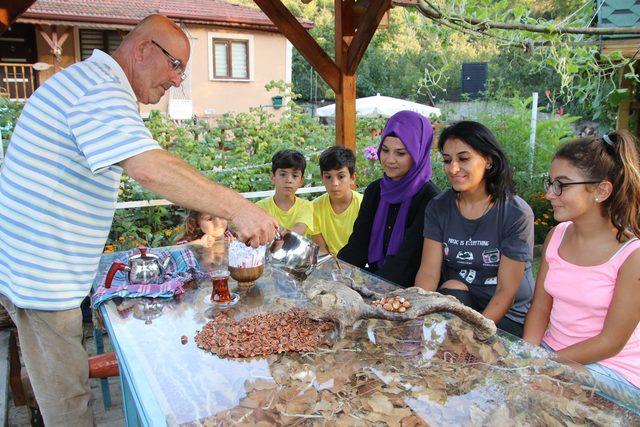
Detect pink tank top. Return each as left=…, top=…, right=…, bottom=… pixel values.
left=543, top=221, right=640, bottom=387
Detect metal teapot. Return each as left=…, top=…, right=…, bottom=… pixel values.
left=104, top=247, right=171, bottom=289
left=267, top=229, right=319, bottom=280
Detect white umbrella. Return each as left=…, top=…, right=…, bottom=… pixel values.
left=316, top=93, right=441, bottom=119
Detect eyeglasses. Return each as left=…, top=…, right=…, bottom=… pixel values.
left=544, top=177, right=601, bottom=196
left=151, top=40, right=186, bottom=81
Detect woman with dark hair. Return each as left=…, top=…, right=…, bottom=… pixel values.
left=415, top=121, right=534, bottom=337
left=338, top=110, right=440, bottom=287
left=524, top=131, right=640, bottom=397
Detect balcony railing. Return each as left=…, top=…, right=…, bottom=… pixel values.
left=0, top=63, right=37, bottom=101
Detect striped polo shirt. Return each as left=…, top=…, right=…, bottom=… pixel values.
left=0, top=49, right=161, bottom=310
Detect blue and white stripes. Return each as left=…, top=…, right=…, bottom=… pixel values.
left=0, top=49, right=161, bottom=310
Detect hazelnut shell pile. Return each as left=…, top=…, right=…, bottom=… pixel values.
left=194, top=308, right=333, bottom=358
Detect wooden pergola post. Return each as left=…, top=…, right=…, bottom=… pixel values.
left=334, top=0, right=357, bottom=150
left=253, top=0, right=391, bottom=149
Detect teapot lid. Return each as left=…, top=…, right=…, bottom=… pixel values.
left=129, top=246, right=161, bottom=262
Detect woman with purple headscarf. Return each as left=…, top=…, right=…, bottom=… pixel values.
left=338, top=111, right=440, bottom=287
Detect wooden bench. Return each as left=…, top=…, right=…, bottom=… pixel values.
left=1, top=329, right=42, bottom=427
left=0, top=329, right=10, bottom=427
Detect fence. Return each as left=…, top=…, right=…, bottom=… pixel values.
left=0, top=63, right=36, bottom=101
left=115, top=186, right=327, bottom=210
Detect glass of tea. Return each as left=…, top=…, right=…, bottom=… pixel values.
left=209, top=269, right=240, bottom=307
left=211, top=270, right=231, bottom=303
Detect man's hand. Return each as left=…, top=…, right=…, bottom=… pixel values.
left=230, top=203, right=279, bottom=248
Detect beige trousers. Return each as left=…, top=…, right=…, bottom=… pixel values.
left=0, top=295, right=94, bottom=427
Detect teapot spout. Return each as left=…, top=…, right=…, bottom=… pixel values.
left=161, top=255, right=172, bottom=271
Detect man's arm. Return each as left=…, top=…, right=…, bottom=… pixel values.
left=121, top=149, right=278, bottom=247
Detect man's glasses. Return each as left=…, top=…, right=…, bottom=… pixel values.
left=544, top=177, right=601, bottom=196
left=151, top=40, right=186, bottom=81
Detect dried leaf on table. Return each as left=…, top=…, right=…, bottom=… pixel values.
left=334, top=415, right=367, bottom=427
left=368, top=411, right=402, bottom=427
left=401, top=414, right=428, bottom=427
left=369, top=392, right=394, bottom=413
left=390, top=406, right=412, bottom=419
left=245, top=379, right=277, bottom=391
left=414, top=387, right=448, bottom=405
left=239, top=388, right=276, bottom=409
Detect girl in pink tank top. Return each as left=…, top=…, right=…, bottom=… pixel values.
left=523, top=131, right=640, bottom=395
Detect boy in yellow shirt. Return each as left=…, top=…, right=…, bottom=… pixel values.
left=312, top=146, right=363, bottom=254
left=256, top=149, right=314, bottom=236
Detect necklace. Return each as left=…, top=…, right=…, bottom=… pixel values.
left=456, top=194, right=493, bottom=240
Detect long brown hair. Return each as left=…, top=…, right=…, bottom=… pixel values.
left=554, top=130, right=640, bottom=242
left=174, top=210, right=204, bottom=243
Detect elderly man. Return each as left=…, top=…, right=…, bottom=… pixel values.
left=0, top=15, right=278, bottom=425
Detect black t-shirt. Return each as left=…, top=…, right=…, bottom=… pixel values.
left=338, top=179, right=440, bottom=287
left=423, top=190, right=535, bottom=323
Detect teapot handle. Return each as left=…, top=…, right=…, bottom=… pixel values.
left=105, top=262, right=127, bottom=289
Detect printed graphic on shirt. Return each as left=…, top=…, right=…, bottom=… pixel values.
left=443, top=243, right=449, bottom=257
left=484, top=276, right=497, bottom=285
left=447, top=237, right=489, bottom=247
left=456, top=251, right=474, bottom=261
left=459, top=269, right=476, bottom=284
left=482, top=248, right=500, bottom=265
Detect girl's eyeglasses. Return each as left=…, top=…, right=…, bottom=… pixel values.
left=151, top=40, right=186, bottom=81
left=544, top=177, right=600, bottom=196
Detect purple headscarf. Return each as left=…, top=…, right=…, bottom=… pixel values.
left=368, top=110, right=434, bottom=265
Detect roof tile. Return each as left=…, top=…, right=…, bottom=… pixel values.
left=24, top=0, right=312, bottom=29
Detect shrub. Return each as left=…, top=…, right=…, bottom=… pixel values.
left=0, top=98, right=24, bottom=154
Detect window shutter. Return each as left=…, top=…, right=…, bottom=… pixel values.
left=106, top=32, right=122, bottom=55
left=79, top=29, right=122, bottom=60
left=231, top=42, right=247, bottom=78
left=79, top=30, right=104, bottom=60
left=214, top=43, right=228, bottom=77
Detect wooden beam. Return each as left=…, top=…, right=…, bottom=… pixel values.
left=335, top=0, right=357, bottom=151
left=0, top=0, right=38, bottom=34
left=8, top=331, right=26, bottom=407
left=602, top=38, right=640, bottom=57
left=616, top=68, right=634, bottom=131
left=253, top=0, right=340, bottom=92
left=347, top=0, right=391, bottom=75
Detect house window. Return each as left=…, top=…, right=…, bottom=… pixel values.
left=79, top=29, right=122, bottom=60
left=208, top=33, right=253, bottom=81
left=212, top=39, right=248, bottom=79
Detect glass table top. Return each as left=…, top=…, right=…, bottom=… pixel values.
left=93, top=246, right=639, bottom=426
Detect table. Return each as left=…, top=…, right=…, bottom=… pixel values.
left=93, top=246, right=639, bottom=426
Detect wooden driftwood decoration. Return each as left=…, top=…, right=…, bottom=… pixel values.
left=304, top=279, right=497, bottom=341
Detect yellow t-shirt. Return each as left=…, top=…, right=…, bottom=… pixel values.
left=256, top=196, right=314, bottom=234
left=312, top=190, right=363, bottom=254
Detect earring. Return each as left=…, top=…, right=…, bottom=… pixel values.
left=595, top=197, right=599, bottom=202
left=486, top=164, right=492, bottom=170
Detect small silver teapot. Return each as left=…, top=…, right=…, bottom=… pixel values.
left=105, top=247, right=171, bottom=288
left=267, top=229, right=319, bottom=280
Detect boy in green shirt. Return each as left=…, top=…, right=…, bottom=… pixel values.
left=312, top=146, right=363, bottom=254
left=256, top=149, right=313, bottom=235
